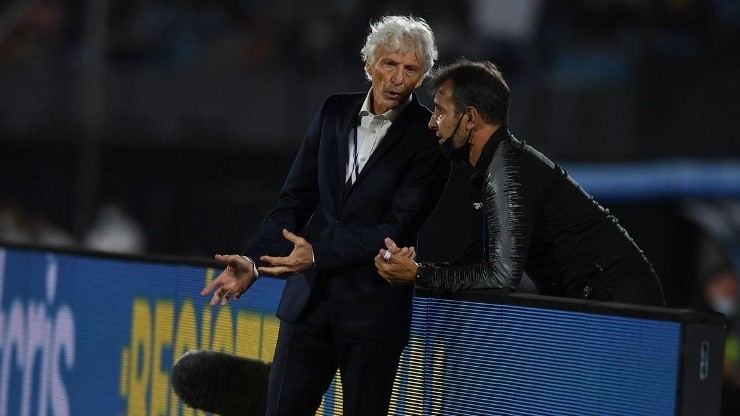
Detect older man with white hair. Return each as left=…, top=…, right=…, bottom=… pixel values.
left=201, top=15, right=449, bottom=415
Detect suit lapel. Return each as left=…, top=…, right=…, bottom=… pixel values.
left=335, top=97, right=363, bottom=207
left=346, top=96, right=419, bottom=193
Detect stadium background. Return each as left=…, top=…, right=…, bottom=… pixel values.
left=1, top=0, right=739, bottom=414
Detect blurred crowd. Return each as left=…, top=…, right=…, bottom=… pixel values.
left=1, top=0, right=738, bottom=78
left=0, top=198, right=146, bottom=254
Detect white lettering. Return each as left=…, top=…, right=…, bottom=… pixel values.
left=0, top=251, right=76, bottom=416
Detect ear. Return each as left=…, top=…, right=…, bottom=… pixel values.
left=466, top=107, right=479, bottom=129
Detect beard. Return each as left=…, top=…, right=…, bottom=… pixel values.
left=439, top=138, right=471, bottom=163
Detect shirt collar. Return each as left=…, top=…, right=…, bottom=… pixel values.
left=359, top=89, right=412, bottom=122
left=472, top=126, right=511, bottom=179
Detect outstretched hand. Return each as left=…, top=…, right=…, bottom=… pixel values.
left=201, top=254, right=257, bottom=307
left=374, top=237, right=419, bottom=285
left=258, top=229, right=314, bottom=276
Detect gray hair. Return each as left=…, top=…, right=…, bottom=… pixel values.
left=361, top=15, right=438, bottom=81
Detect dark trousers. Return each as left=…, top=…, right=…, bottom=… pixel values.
left=265, top=294, right=405, bottom=416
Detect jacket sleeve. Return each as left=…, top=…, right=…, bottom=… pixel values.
left=241, top=99, right=325, bottom=261
left=416, top=141, right=537, bottom=291
left=311, top=132, right=450, bottom=270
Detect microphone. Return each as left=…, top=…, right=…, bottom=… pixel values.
left=171, top=350, right=271, bottom=416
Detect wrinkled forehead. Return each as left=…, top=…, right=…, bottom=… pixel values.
left=375, top=36, right=422, bottom=61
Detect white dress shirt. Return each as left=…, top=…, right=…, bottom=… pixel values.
left=346, top=90, right=412, bottom=183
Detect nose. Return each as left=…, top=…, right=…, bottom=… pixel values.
left=392, top=67, right=405, bottom=84
left=428, top=115, right=438, bottom=130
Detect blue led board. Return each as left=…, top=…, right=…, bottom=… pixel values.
left=403, top=297, right=683, bottom=415
left=0, top=246, right=284, bottom=416
left=0, top=246, right=692, bottom=415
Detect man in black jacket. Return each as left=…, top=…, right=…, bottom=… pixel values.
left=375, top=58, right=665, bottom=306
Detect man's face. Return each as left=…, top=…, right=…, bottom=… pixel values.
left=367, top=43, right=423, bottom=114
left=429, top=79, right=466, bottom=147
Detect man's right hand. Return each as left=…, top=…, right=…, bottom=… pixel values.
left=201, top=254, right=256, bottom=307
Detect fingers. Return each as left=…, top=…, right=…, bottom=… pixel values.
left=259, top=247, right=313, bottom=276
left=212, top=287, right=234, bottom=307
left=258, top=267, right=282, bottom=276
left=384, top=238, right=400, bottom=253
left=282, top=229, right=304, bottom=245
left=259, top=255, right=290, bottom=268
left=214, top=253, right=233, bottom=265
left=258, top=265, right=291, bottom=276
left=201, top=276, right=222, bottom=297
left=400, top=246, right=415, bottom=258
left=380, top=248, right=397, bottom=262
left=382, top=249, right=392, bottom=261
left=219, top=288, right=233, bottom=306
left=383, top=238, right=415, bottom=257
left=203, top=257, right=249, bottom=306
left=382, top=247, right=415, bottom=261
left=260, top=254, right=278, bottom=264
left=208, top=286, right=244, bottom=307
left=210, top=291, right=222, bottom=306
left=373, top=255, right=390, bottom=279
left=374, top=250, right=418, bottom=286
left=214, top=254, right=248, bottom=274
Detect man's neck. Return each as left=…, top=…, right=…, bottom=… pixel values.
left=367, top=89, right=412, bottom=117
left=469, top=124, right=501, bottom=166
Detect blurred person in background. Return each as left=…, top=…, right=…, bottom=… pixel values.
left=201, top=15, right=449, bottom=416
left=0, top=202, right=76, bottom=249
left=681, top=200, right=740, bottom=415
left=0, top=201, right=34, bottom=244
left=376, top=58, right=665, bottom=307
left=705, top=266, right=740, bottom=415
left=34, top=211, right=76, bottom=248
left=83, top=197, right=146, bottom=254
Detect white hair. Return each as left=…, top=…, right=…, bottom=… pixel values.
left=361, top=15, right=438, bottom=81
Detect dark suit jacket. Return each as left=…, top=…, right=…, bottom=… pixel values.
left=244, top=92, right=449, bottom=344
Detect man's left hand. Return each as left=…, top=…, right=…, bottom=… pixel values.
left=258, top=229, right=314, bottom=276
left=375, top=239, right=419, bottom=285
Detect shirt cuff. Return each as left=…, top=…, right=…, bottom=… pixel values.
left=414, top=262, right=427, bottom=287
left=241, top=255, right=259, bottom=279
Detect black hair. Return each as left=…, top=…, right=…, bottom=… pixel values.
left=428, top=59, right=510, bottom=126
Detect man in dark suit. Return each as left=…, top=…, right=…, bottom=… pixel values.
left=200, top=15, right=449, bottom=415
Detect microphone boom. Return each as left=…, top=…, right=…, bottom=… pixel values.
left=171, top=350, right=271, bottom=416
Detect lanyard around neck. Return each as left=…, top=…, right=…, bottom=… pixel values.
left=351, top=127, right=360, bottom=180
